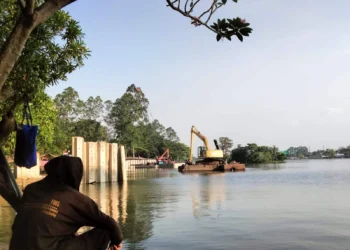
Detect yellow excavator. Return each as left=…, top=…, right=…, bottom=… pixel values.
left=178, top=125, right=245, bottom=173
left=189, top=125, right=223, bottom=163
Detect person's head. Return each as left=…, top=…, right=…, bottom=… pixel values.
left=44, top=155, right=84, bottom=191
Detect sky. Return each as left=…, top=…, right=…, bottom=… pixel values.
left=47, top=0, right=350, bottom=152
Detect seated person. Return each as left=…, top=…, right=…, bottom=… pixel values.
left=4, top=155, right=122, bottom=250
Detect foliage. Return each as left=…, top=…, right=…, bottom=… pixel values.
left=337, top=147, right=350, bottom=157
left=50, top=85, right=189, bottom=160
left=166, top=0, right=253, bottom=42
left=219, top=137, right=233, bottom=157
left=107, top=84, right=149, bottom=150
left=324, top=149, right=336, bottom=158
left=71, top=119, right=108, bottom=142
left=106, top=85, right=189, bottom=160
left=286, top=146, right=309, bottom=158
left=0, top=1, right=90, bottom=108
left=231, top=143, right=286, bottom=164
left=0, top=90, right=58, bottom=156
left=53, top=87, right=109, bottom=151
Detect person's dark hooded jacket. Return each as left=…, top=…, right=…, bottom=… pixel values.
left=9, top=156, right=123, bottom=250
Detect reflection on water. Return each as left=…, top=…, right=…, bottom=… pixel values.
left=2, top=162, right=350, bottom=249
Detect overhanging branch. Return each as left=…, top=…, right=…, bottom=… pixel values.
left=25, top=0, right=36, bottom=15
left=36, top=0, right=76, bottom=24
left=166, top=0, right=216, bottom=33
left=166, top=0, right=253, bottom=42
left=17, top=0, right=26, bottom=12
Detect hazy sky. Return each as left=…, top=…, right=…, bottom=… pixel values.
left=47, top=0, right=350, bottom=151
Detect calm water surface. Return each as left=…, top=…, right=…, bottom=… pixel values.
left=1, top=160, right=350, bottom=249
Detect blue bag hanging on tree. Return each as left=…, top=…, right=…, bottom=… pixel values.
left=14, top=101, right=38, bottom=168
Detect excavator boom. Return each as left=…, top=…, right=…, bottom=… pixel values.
left=190, top=125, right=223, bottom=162
left=160, top=148, right=169, bottom=158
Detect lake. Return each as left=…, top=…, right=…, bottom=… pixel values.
left=1, top=160, right=350, bottom=250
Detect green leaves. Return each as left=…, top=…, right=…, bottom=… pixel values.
left=0, top=3, right=90, bottom=102
left=210, top=17, right=253, bottom=42
left=236, top=32, right=243, bottom=42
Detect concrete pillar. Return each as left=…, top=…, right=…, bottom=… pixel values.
left=72, top=137, right=76, bottom=156
left=118, top=146, right=127, bottom=181
left=108, top=143, right=118, bottom=182
left=97, top=142, right=107, bottom=183
left=72, top=137, right=86, bottom=182
left=72, top=137, right=84, bottom=159
left=86, top=142, right=97, bottom=183
left=82, top=142, right=87, bottom=182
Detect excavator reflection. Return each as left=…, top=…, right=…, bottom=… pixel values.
left=190, top=173, right=227, bottom=219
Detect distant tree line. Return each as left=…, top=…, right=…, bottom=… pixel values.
left=286, top=146, right=350, bottom=159
left=1, top=84, right=189, bottom=161
left=230, top=143, right=287, bottom=164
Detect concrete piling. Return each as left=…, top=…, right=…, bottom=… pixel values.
left=86, top=142, right=97, bottom=184
left=97, top=142, right=107, bottom=183
left=108, top=143, right=118, bottom=182
left=118, top=146, right=127, bottom=181
left=71, top=138, right=128, bottom=183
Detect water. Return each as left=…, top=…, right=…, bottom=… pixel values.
left=1, top=160, right=350, bottom=249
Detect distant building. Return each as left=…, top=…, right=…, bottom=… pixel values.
left=335, top=153, right=345, bottom=158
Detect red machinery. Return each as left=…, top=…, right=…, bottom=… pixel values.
left=156, top=148, right=172, bottom=165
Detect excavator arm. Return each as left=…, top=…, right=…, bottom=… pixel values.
left=190, top=126, right=211, bottom=162
left=189, top=125, right=224, bottom=162
left=160, top=148, right=169, bottom=159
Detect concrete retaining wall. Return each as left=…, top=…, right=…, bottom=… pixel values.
left=72, top=137, right=123, bottom=183
left=13, top=137, right=161, bottom=184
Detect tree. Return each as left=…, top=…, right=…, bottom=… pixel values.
left=325, top=149, right=336, bottom=159
left=71, top=119, right=108, bottom=142
left=165, top=127, right=180, bottom=142
left=231, top=143, right=286, bottom=164
left=270, top=146, right=278, bottom=161
left=83, top=96, right=104, bottom=121
left=287, top=146, right=309, bottom=158
left=1, top=90, right=58, bottom=156
left=0, top=0, right=89, bottom=104
left=103, top=100, right=114, bottom=140
left=0, top=0, right=252, bottom=104
left=219, top=137, right=233, bottom=156
left=107, top=84, right=149, bottom=153
left=54, top=87, right=83, bottom=121
left=52, top=87, right=82, bottom=150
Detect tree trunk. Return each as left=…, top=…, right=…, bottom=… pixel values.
left=0, top=0, right=77, bottom=102
left=0, top=15, right=36, bottom=97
